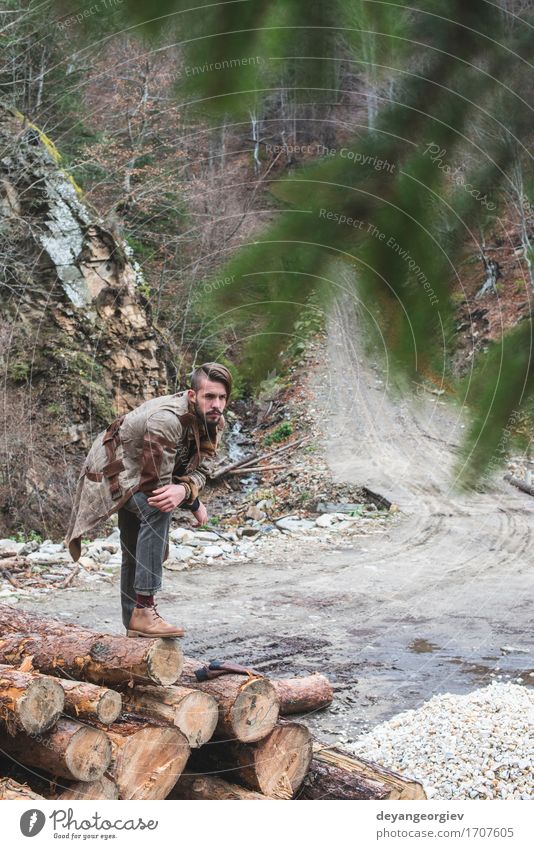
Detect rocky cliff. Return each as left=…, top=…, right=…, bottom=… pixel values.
left=0, top=104, right=169, bottom=536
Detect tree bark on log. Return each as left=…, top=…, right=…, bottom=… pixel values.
left=168, top=773, right=267, bottom=800
left=0, top=717, right=112, bottom=782
left=57, top=679, right=122, bottom=725
left=0, top=604, right=183, bottom=685
left=0, top=777, right=45, bottom=800
left=98, top=717, right=190, bottom=800
left=0, top=663, right=64, bottom=735
left=123, top=684, right=218, bottom=748
left=181, top=658, right=279, bottom=742
left=57, top=776, right=119, bottom=800
left=191, top=721, right=313, bottom=799
left=296, top=745, right=427, bottom=800
left=272, top=674, right=333, bottom=715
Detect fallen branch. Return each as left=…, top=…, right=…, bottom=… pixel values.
left=227, top=464, right=288, bottom=475
left=211, top=437, right=309, bottom=480
left=59, top=566, right=80, bottom=589
left=0, top=568, right=21, bottom=589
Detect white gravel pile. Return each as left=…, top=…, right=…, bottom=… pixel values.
left=350, top=682, right=534, bottom=799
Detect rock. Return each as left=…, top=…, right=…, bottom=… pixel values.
left=223, top=531, right=238, bottom=541
left=88, top=549, right=111, bottom=564
left=167, top=545, right=195, bottom=562
left=170, top=527, right=196, bottom=545
left=202, top=545, right=223, bottom=558
left=192, top=531, right=220, bottom=542
left=315, top=513, right=337, bottom=528
left=26, top=552, right=58, bottom=563
left=38, top=542, right=65, bottom=554
left=239, top=527, right=260, bottom=538
left=0, top=539, right=25, bottom=557
left=245, top=505, right=266, bottom=521
left=315, top=502, right=364, bottom=514
left=164, top=561, right=188, bottom=572
left=106, top=557, right=121, bottom=569
left=78, top=556, right=97, bottom=570
left=256, top=499, right=274, bottom=511
left=275, top=517, right=315, bottom=532
left=19, top=541, right=40, bottom=555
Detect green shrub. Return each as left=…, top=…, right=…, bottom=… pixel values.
left=8, top=361, right=29, bottom=382
left=263, top=421, right=293, bottom=446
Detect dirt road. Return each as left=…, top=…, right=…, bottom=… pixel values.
left=20, top=301, right=534, bottom=745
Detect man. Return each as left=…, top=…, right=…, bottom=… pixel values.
left=65, top=362, right=231, bottom=638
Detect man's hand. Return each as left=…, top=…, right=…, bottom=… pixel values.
left=147, top=484, right=187, bottom=513
left=192, top=501, right=208, bottom=526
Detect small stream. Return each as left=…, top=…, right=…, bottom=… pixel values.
left=225, top=419, right=260, bottom=492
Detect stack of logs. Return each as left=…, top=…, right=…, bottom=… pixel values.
left=0, top=605, right=425, bottom=801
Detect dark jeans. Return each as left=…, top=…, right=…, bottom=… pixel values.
left=118, top=491, right=171, bottom=628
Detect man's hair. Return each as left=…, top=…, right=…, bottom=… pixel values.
left=191, top=362, right=233, bottom=398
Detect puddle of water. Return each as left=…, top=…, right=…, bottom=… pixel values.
left=448, top=657, right=534, bottom=688
left=409, top=637, right=440, bottom=653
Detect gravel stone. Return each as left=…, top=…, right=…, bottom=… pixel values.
left=350, top=682, right=534, bottom=800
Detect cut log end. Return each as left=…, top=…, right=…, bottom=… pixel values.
left=16, top=677, right=65, bottom=736
left=97, top=690, right=122, bottom=725
left=229, top=677, right=279, bottom=743
left=146, top=639, right=184, bottom=686
left=254, top=723, right=313, bottom=798
left=175, top=691, right=219, bottom=748
left=65, top=725, right=113, bottom=783
left=105, top=721, right=190, bottom=800
left=190, top=721, right=313, bottom=799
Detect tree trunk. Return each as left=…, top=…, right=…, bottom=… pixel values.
left=0, top=717, right=112, bottom=782
left=168, top=773, right=267, bottom=800
left=181, top=658, right=279, bottom=742
left=123, top=684, right=218, bottom=748
left=100, top=717, right=190, bottom=800
left=57, top=776, right=119, bottom=800
left=0, top=777, right=45, bottom=800
left=272, top=674, right=333, bottom=715
left=297, top=744, right=427, bottom=800
left=0, top=663, right=64, bottom=735
left=191, top=721, right=313, bottom=799
left=0, top=605, right=183, bottom=686
left=57, top=679, right=122, bottom=725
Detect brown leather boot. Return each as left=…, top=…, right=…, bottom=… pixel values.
left=126, top=605, right=185, bottom=638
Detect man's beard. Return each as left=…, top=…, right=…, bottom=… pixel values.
left=193, top=403, right=219, bottom=437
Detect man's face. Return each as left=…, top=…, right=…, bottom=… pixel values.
left=188, top=378, right=227, bottom=426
